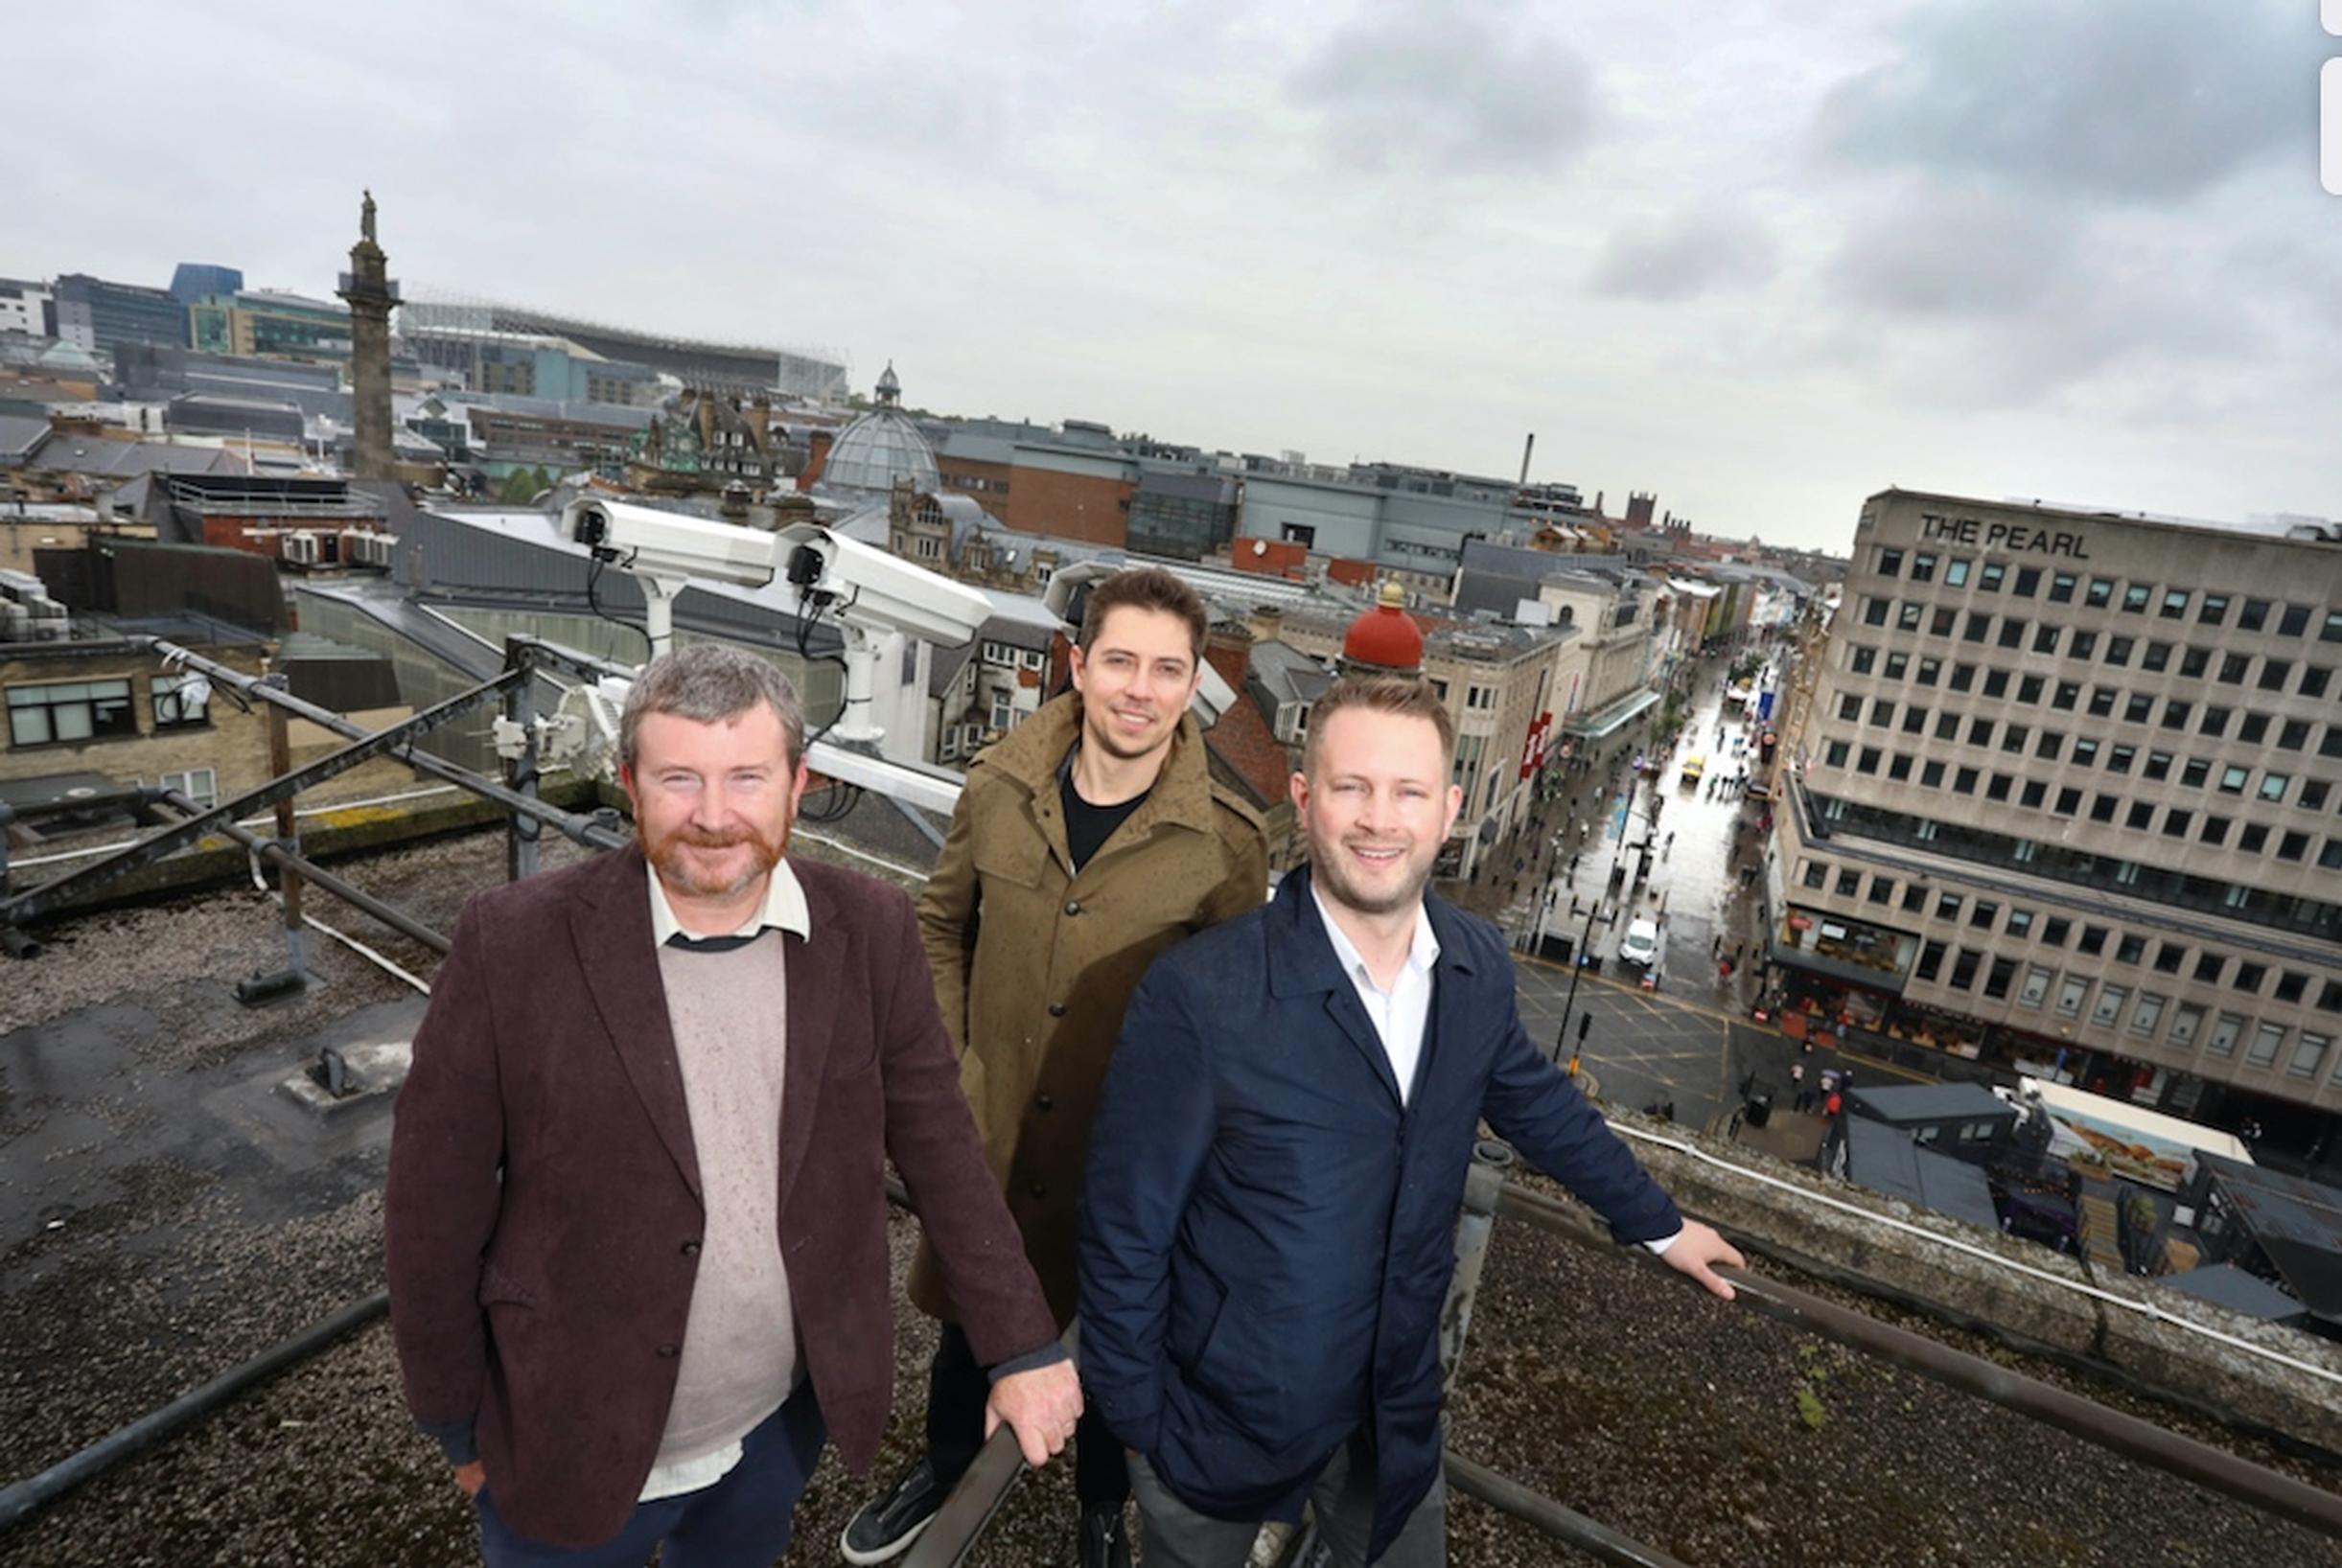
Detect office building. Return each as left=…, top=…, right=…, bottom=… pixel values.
left=0, top=278, right=53, bottom=338
left=53, top=274, right=187, bottom=357
left=168, top=264, right=244, bottom=306
left=1771, top=490, right=2342, bottom=1164
left=187, top=288, right=352, bottom=364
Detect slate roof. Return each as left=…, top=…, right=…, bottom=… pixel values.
left=2158, top=1262, right=2307, bottom=1323
left=2195, top=1152, right=2342, bottom=1328
left=31, top=436, right=246, bottom=479
left=1246, top=637, right=1333, bottom=707
left=0, top=412, right=49, bottom=464
left=1839, top=1117, right=2004, bottom=1232
left=1849, top=1083, right=2015, bottom=1126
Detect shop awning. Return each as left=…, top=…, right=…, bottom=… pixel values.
left=1562, top=687, right=1659, bottom=739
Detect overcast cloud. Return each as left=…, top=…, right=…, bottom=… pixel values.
left=4, top=0, right=2332, bottom=551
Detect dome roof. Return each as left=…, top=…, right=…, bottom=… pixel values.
left=820, top=360, right=939, bottom=497
left=1341, top=582, right=1424, bottom=673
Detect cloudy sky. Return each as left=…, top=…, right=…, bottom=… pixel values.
left=10, top=0, right=2334, bottom=551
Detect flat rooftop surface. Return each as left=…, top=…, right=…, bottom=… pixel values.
left=2, top=827, right=2338, bottom=1565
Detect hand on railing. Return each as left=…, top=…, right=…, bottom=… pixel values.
left=984, top=1360, right=1084, bottom=1468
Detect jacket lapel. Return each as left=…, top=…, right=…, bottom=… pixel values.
left=570, top=848, right=701, bottom=1202
left=775, top=878, right=841, bottom=1211
left=1268, top=868, right=1404, bottom=1108
left=1421, top=893, right=1480, bottom=1104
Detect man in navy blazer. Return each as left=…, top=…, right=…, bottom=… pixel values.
left=1079, top=676, right=1743, bottom=1567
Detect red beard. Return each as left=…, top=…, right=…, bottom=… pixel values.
left=640, top=819, right=789, bottom=897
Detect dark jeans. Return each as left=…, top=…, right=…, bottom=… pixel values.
left=928, top=1322, right=1128, bottom=1506
left=476, top=1386, right=824, bottom=1568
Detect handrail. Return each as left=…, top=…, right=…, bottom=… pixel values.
left=1491, top=1181, right=2342, bottom=1540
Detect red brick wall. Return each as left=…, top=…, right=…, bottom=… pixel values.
left=938, top=455, right=1011, bottom=520
left=1005, top=465, right=1131, bottom=546
left=1232, top=539, right=1309, bottom=577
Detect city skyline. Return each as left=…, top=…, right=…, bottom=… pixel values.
left=5, top=0, right=2334, bottom=553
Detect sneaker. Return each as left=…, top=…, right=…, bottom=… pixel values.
left=840, top=1455, right=952, bottom=1565
left=1078, top=1503, right=1133, bottom=1568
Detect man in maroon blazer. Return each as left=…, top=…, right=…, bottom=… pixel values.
left=386, top=645, right=1081, bottom=1566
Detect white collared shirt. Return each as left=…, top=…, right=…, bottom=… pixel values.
left=1310, top=882, right=1684, bottom=1257
left=644, top=858, right=811, bottom=946
left=1311, top=883, right=1440, bottom=1106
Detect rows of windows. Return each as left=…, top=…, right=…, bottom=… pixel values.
left=1803, top=792, right=2342, bottom=943
left=1814, top=738, right=2342, bottom=866
left=1843, top=635, right=2332, bottom=704
left=1800, top=853, right=2342, bottom=1006
left=1799, top=858, right=2342, bottom=1080
left=5, top=678, right=160, bottom=747
left=1868, top=549, right=2342, bottom=644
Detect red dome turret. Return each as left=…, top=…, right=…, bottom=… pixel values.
left=1341, top=582, right=1425, bottom=674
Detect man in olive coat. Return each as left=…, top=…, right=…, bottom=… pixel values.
left=841, top=568, right=1267, bottom=1567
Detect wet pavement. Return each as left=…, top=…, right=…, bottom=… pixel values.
left=1468, top=644, right=1909, bottom=1133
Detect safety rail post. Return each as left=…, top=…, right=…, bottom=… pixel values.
left=263, top=697, right=309, bottom=982
left=502, top=640, right=543, bottom=884
left=1489, top=1179, right=2342, bottom=1541
left=1441, top=1140, right=1519, bottom=1397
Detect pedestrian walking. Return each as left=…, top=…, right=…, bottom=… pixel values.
left=1790, top=1060, right=1807, bottom=1111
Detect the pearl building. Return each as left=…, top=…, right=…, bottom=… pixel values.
left=1769, top=490, right=2342, bottom=1164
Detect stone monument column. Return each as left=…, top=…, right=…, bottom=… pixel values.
left=337, top=189, right=399, bottom=480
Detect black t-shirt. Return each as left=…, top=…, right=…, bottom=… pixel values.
left=1061, top=769, right=1148, bottom=873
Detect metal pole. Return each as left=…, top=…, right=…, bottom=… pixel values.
left=1441, top=1140, right=1518, bottom=1397
left=264, top=700, right=307, bottom=980
left=133, top=638, right=627, bottom=850
left=503, top=641, right=542, bottom=884
left=0, top=667, right=533, bottom=931
left=154, top=793, right=450, bottom=955
left=0, top=1290, right=387, bottom=1532
left=1443, top=1452, right=1695, bottom=1568
left=900, top=1325, right=1083, bottom=1568
left=1489, top=1181, right=2342, bottom=1541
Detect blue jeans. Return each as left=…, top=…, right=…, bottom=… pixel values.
left=476, top=1387, right=825, bottom=1568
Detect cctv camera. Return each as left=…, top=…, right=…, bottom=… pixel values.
left=563, top=497, right=779, bottom=589
left=776, top=522, right=990, bottom=647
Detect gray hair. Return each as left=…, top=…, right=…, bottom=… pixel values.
left=618, top=643, right=806, bottom=769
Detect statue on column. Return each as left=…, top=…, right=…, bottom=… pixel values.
left=361, top=189, right=377, bottom=243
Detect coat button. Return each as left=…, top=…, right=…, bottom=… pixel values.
left=1028, top=1180, right=1047, bottom=1199
left=1037, top=1094, right=1055, bottom=1112
left=1048, top=1002, right=1067, bottom=1017
left=1064, top=899, right=1081, bottom=916
left=681, top=1239, right=701, bottom=1257
left=656, top=1343, right=679, bottom=1358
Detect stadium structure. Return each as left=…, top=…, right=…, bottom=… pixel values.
left=396, top=287, right=848, bottom=401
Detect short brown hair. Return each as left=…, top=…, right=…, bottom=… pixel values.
left=1078, top=566, right=1208, bottom=666
left=620, top=642, right=806, bottom=770
left=1303, top=675, right=1455, bottom=775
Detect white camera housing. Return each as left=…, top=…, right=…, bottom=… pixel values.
left=563, top=497, right=779, bottom=589
left=777, top=522, right=990, bottom=647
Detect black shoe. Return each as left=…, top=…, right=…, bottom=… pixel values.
left=840, top=1456, right=952, bottom=1565
left=1078, top=1503, right=1133, bottom=1568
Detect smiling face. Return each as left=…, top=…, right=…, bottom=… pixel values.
left=1068, top=604, right=1202, bottom=764
left=1293, top=704, right=1462, bottom=920
left=620, top=702, right=806, bottom=903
